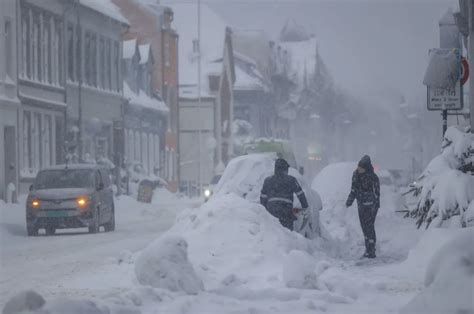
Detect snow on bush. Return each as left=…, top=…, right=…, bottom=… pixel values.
left=134, top=236, right=204, bottom=295
left=400, top=228, right=474, bottom=314
left=155, top=193, right=317, bottom=292
left=408, top=126, right=474, bottom=228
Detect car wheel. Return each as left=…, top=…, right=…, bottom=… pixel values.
left=88, top=208, right=100, bottom=234
left=45, top=226, right=56, bottom=236
left=104, top=204, right=115, bottom=232
left=27, top=226, right=38, bottom=237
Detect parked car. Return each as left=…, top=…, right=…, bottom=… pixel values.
left=203, top=174, right=222, bottom=202
left=26, top=164, right=115, bottom=236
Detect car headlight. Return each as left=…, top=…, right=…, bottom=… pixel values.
left=204, top=189, right=212, bottom=198
left=31, top=198, right=40, bottom=208
left=76, top=196, right=90, bottom=209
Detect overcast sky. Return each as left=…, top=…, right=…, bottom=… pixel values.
left=206, top=0, right=455, bottom=103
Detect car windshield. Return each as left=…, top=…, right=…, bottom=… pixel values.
left=34, top=169, right=95, bottom=190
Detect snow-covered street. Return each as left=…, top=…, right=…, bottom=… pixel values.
left=0, top=193, right=200, bottom=307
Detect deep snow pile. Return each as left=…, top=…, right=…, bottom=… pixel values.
left=135, top=236, right=204, bottom=294
left=215, top=153, right=322, bottom=238
left=408, top=126, right=474, bottom=228
left=136, top=193, right=316, bottom=292
left=400, top=228, right=474, bottom=314
left=312, top=162, right=414, bottom=260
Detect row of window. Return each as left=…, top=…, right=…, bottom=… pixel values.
left=19, top=4, right=121, bottom=92
left=22, top=110, right=59, bottom=174
left=67, top=23, right=121, bottom=91
left=3, top=20, right=13, bottom=79
left=20, top=7, right=63, bottom=86
left=125, top=129, right=161, bottom=176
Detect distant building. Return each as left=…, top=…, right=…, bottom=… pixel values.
left=113, top=0, right=180, bottom=191
left=170, top=3, right=235, bottom=193
left=0, top=0, right=20, bottom=201
left=122, top=39, right=168, bottom=177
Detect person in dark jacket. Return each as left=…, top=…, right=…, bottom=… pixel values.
left=260, top=158, right=309, bottom=231
left=346, top=155, right=380, bottom=258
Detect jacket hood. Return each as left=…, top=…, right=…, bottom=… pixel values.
left=274, top=158, right=290, bottom=175
left=358, top=155, right=374, bottom=172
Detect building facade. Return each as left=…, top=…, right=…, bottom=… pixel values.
left=0, top=0, right=21, bottom=201
left=63, top=1, right=127, bottom=168
left=17, top=0, right=68, bottom=192
left=113, top=0, right=180, bottom=191
left=122, top=40, right=168, bottom=177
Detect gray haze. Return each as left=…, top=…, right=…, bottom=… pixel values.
left=212, top=0, right=453, bottom=101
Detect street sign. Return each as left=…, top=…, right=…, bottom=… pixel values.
left=427, top=81, right=463, bottom=110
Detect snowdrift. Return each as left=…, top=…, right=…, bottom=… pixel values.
left=136, top=193, right=318, bottom=293
left=312, top=162, right=416, bottom=259
left=134, top=236, right=204, bottom=294
left=400, top=228, right=474, bottom=314
left=215, top=153, right=322, bottom=238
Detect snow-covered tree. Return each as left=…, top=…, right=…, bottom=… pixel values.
left=407, top=126, right=474, bottom=228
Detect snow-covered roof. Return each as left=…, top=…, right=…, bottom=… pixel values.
left=280, top=36, right=318, bottom=89
left=169, top=3, right=227, bottom=98
left=124, top=82, right=169, bottom=113
left=233, top=53, right=266, bottom=91
left=280, top=19, right=311, bottom=42
left=123, top=39, right=137, bottom=59
left=138, top=44, right=151, bottom=64
left=79, top=0, right=129, bottom=25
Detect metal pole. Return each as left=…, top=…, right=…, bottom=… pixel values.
left=197, top=0, right=202, bottom=196
left=469, top=0, right=474, bottom=133
left=76, top=1, right=83, bottom=162
left=442, top=109, right=448, bottom=136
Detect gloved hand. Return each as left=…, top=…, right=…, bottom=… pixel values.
left=301, top=208, right=309, bottom=219
left=345, top=199, right=352, bottom=208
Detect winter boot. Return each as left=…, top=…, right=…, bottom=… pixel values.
left=360, top=251, right=369, bottom=259
left=367, top=242, right=376, bottom=258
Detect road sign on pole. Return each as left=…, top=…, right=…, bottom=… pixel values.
left=427, top=81, right=464, bottom=111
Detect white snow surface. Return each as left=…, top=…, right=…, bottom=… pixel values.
left=79, top=0, right=129, bottom=25
left=135, top=237, right=204, bottom=294
left=124, top=82, right=169, bottom=112
left=3, top=158, right=471, bottom=313
left=401, top=228, right=474, bottom=314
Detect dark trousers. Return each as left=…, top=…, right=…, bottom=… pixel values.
left=358, top=205, right=378, bottom=254
left=266, top=204, right=295, bottom=231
